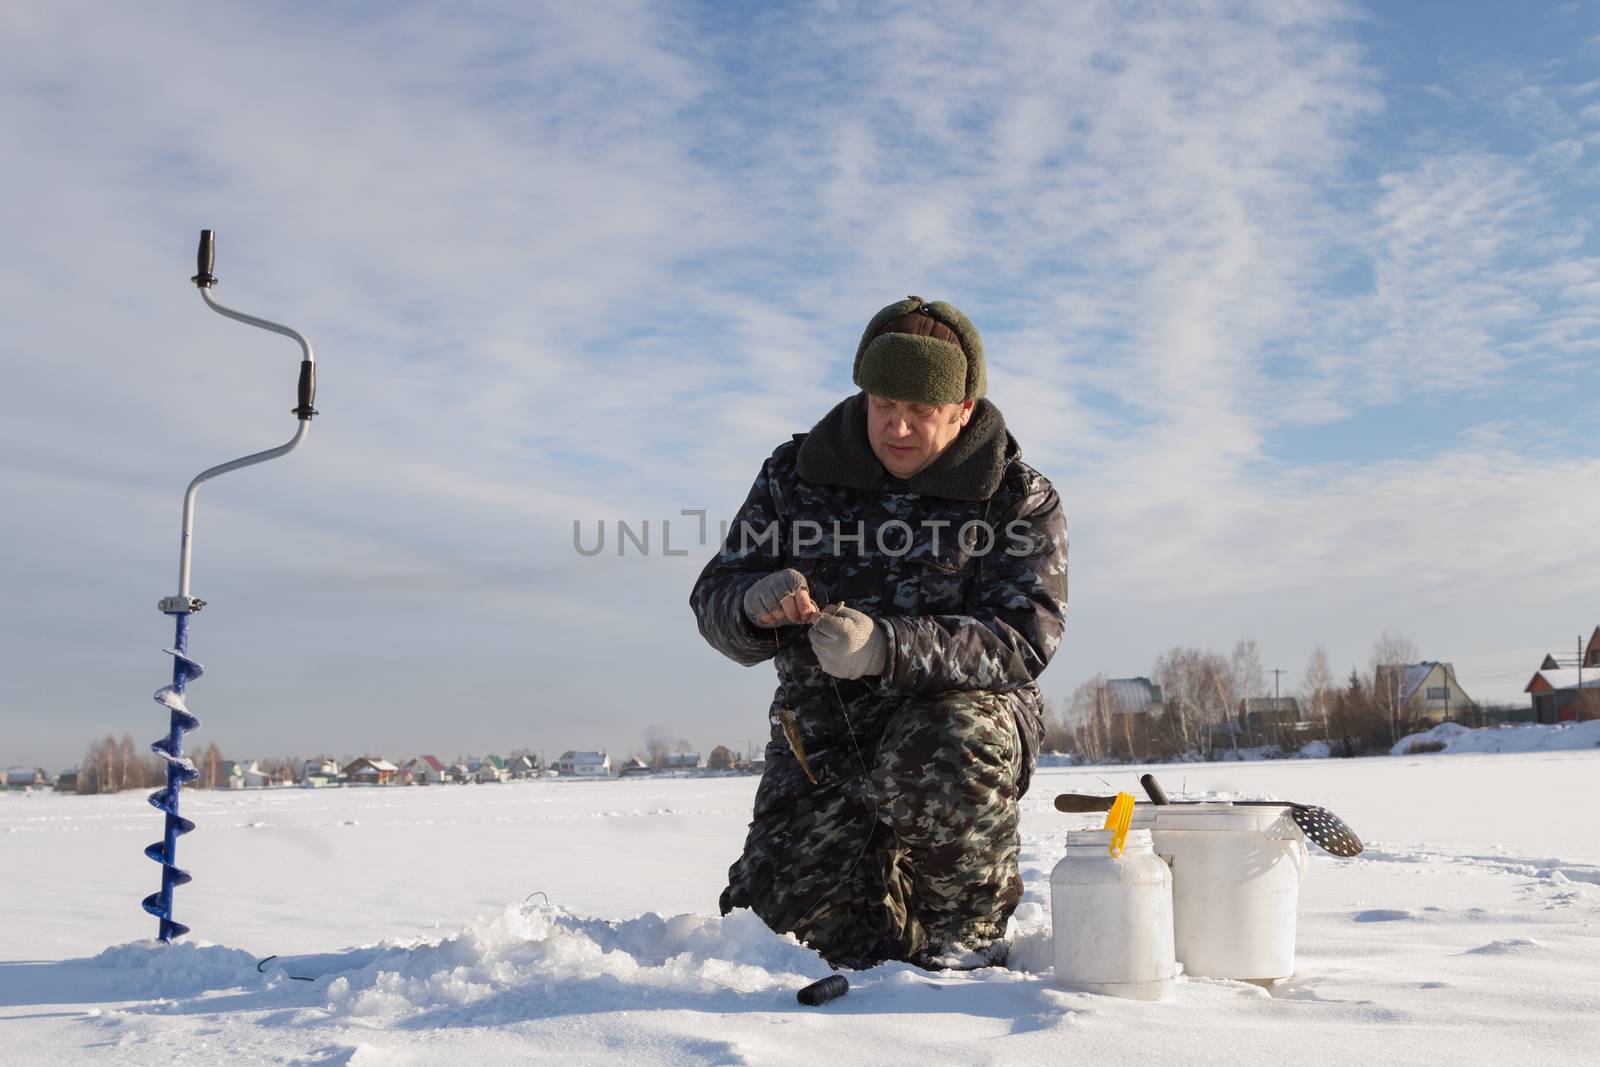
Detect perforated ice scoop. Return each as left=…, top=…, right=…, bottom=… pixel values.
left=1054, top=793, right=1364, bottom=857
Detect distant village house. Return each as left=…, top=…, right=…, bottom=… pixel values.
left=342, top=757, right=397, bottom=786
left=1104, top=678, right=1163, bottom=716
left=1238, top=697, right=1310, bottom=743
left=302, top=757, right=340, bottom=786
left=403, top=755, right=447, bottom=785
left=1375, top=662, right=1474, bottom=725
left=6, top=767, right=49, bottom=789
left=1524, top=627, right=1600, bottom=724
left=554, top=751, right=611, bottom=777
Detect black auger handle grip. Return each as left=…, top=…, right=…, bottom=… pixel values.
left=1140, top=773, right=1170, bottom=805
left=295, top=359, right=318, bottom=420
left=1054, top=793, right=1117, bottom=813
left=192, top=230, right=217, bottom=288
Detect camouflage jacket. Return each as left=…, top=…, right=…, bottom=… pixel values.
left=690, top=393, right=1069, bottom=817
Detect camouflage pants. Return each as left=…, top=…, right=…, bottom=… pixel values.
left=720, top=691, right=1024, bottom=965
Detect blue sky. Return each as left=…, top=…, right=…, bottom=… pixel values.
left=3, top=1, right=1599, bottom=770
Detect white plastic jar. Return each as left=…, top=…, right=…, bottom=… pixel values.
left=1050, top=828, right=1176, bottom=1000
left=1130, top=803, right=1308, bottom=982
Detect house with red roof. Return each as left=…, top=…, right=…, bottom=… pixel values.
left=402, top=754, right=447, bottom=785
left=1524, top=626, right=1600, bottom=724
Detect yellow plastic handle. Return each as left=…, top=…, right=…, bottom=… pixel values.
left=1103, top=792, right=1135, bottom=857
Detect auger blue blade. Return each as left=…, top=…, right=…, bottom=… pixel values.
left=153, top=687, right=201, bottom=733
left=151, top=749, right=200, bottom=785
left=145, top=794, right=197, bottom=834
left=162, top=647, right=204, bottom=680
left=147, top=612, right=203, bottom=942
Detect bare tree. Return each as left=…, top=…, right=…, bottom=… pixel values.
left=1152, top=648, right=1200, bottom=757
left=119, top=734, right=157, bottom=790
left=198, top=742, right=224, bottom=790
left=645, top=726, right=674, bottom=770
left=258, top=756, right=300, bottom=785
left=78, top=739, right=104, bottom=794
left=1370, top=631, right=1420, bottom=746
left=1302, top=646, right=1334, bottom=742
left=1231, top=640, right=1265, bottom=705
left=99, top=734, right=119, bottom=793
left=1040, top=697, right=1074, bottom=754
left=1064, top=675, right=1107, bottom=762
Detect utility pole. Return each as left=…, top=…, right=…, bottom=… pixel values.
left=1270, top=668, right=1284, bottom=750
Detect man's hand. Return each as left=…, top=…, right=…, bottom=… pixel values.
left=744, top=568, right=821, bottom=628
left=808, top=605, right=887, bottom=679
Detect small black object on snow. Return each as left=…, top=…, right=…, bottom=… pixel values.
left=797, top=975, right=849, bottom=1006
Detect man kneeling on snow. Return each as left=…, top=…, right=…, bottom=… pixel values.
left=690, top=297, right=1069, bottom=969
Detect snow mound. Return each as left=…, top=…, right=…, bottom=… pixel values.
left=77, top=901, right=1051, bottom=1031
left=1392, top=720, right=1600, bottom=756
left=89, top=939, right=262, bottom=997
left=1462, top=938, right=1548, bottom=956
left=295, top=904, right=829, bottom=1023
left=1004, top=901, right=1054, bottom=973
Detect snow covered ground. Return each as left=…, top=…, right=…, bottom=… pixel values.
left=3, top=751, right=1597, bottom=1065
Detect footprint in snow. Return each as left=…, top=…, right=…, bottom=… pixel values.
left=1351, top=909, right=1412, bottom=923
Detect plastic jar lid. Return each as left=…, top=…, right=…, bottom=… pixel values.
left=1064, top=828, right=1154, bottom=849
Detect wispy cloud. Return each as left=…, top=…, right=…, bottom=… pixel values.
left=3, top=1, right=1598, bottom=767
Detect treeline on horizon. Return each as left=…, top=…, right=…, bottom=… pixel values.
left=63, top=735, right=748, bottom=796
left=1041, top=632, right=1593, bottom=763
left=71, top=737, right=303, bottom=795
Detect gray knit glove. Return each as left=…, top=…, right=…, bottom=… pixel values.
left=808, top=606, right=887, bottom=679
left=743, top=568, right=819, bottom=628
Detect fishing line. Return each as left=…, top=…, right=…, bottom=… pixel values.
left=785, top=674, right=882, bottom=943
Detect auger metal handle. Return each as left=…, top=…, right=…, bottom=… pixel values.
left=1140, top=773, right=1169, bottom=804
left=172, top=229, right=318, bottom=601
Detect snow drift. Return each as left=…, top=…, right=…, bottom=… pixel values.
left=1391, top=719, right=1600, bottom=756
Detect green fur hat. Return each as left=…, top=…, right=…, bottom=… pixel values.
left=852, top=295, right=986, bottom=405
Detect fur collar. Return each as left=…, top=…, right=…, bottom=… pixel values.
left=795, top=392, right=1014, bottom=502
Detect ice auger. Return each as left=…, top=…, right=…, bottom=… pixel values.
left=144, top=231, right=318, bottom=941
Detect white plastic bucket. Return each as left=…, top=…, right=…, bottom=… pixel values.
left=1130, top=803, right=1308, bottom=981
left=1050, top=828, right=1176, bottom=1000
